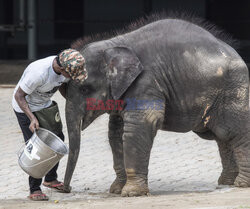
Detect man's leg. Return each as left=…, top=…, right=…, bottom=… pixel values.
left=14, top=111, right=45, bottom=196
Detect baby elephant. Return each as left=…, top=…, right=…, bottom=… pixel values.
left=63, top=15, right=250, bottom=197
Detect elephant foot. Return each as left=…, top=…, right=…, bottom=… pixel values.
left=234, top=175, right=250, bottom=187
left=121, top=177, right=149, bottom=197
left=109, top=178, right=126, bottom=194
left=218, top=171, right=238, bottom=185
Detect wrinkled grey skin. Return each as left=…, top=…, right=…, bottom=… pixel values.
left=63, top=18, right=250, bottom=196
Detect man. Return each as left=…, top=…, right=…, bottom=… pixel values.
left=12, top=48, right=87, bottom=201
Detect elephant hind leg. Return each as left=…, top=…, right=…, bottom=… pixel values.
left=213, top=110, right=250, bottom=187
left=216, top=140, right=238, bottom=185
left=211, top=114, right=250, bottom=187
left=232, top=130, right=250, bottom=187
left=194, top=130, right=238, bottom=185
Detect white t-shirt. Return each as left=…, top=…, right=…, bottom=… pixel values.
left=12, top=56, right=70, bottom=113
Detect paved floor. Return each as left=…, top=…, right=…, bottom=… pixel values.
left=0, top=87, right=222, bottom=201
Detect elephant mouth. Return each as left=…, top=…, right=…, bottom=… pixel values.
left=81, top=118, right=85, bottom=130
left=81, top=117, right=93, bottom=130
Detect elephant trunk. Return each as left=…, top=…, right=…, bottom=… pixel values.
left=64, top=100, right=82, bottom=191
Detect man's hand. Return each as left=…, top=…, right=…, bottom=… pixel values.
left=29, top=116, right=39, bottom=132
left=15, top=87, right=39, bottom=133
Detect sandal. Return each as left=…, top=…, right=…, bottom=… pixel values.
left=43, top=180, right=68, bottom=193
left=28, top=190, right=49, bottom=201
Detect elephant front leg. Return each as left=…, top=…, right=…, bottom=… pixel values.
left=108, top=114, right=126, bottom=194
left=121, top=110, right=164, bottom=197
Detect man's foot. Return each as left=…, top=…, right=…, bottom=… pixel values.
left=28, top=190, right=49, bottom=201
left=43, top=180, right=71, bottom=193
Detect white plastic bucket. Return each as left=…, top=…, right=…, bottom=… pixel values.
left=18, top=128, right=68, bottom=178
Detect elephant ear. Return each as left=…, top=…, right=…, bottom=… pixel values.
left=104, top=47, right=143, bottom=100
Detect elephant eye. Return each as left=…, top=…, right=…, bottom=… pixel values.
left=79, top=84, right=93, bottom=95
left=81, top=88, right=88, bottom=94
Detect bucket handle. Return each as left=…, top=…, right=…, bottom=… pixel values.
left=16, top=140, right=30, bottom=158
left=19, top=152, right=58, bottom=168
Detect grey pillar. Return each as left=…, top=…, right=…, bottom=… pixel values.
left=27, top=0, right=37, bottom=60
left=19, top=0, right=26, bottom=27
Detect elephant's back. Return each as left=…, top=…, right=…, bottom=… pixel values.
left=122, top=18, right=243, bottom=79
left=121, top=19, right=239, bottom=70
left=123, top=19, right=222, bottom=51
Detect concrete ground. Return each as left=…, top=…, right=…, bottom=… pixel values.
left=1, top=86, right=250, bottom=209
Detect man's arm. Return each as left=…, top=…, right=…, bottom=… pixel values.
left=15, top=87, right=39, bottom=132
left=59, top=83, right=67, bottom=98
